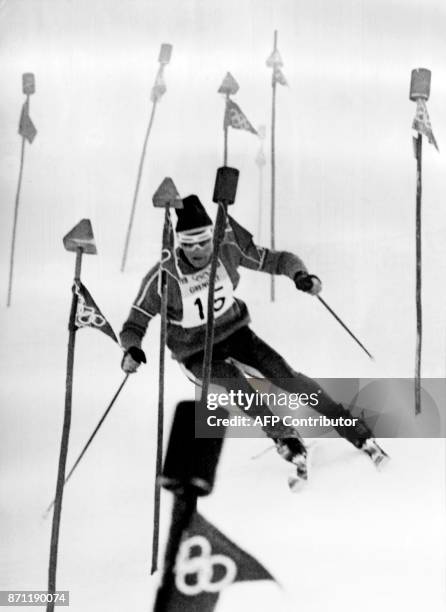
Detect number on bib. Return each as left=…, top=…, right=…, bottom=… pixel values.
left=194, top=286, right=226, bottom=320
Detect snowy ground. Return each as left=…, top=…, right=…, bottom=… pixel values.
left=1, top=278, right=445, bottom=612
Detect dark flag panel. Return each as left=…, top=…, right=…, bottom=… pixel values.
left=224, top=98, right=258, bottom=134
left=18, top=100, right=37, bottom=144
left=73, top=280, right=118, bottom=343
left=412, top=98, right=439, bottom=151
left=273, top=66, right=288, bottom=86
left=158, top=512, right=275, bottom=612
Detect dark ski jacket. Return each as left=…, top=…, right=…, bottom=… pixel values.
left=120, top=217, right=307, bottom=362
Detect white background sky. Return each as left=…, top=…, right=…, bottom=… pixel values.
left=1, top=2, right=445, bottom=611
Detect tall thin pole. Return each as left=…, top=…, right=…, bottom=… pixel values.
left=409, top=68, right=437, bottom=414
left=223, top=93, right=229, bottom=166
left=258, top=163, right=264, bottom=242
left=270, top=31, right=278, bottom=302
left=255, top=128, right=266, bottom=243
left=47, top=247, right=83, bottom=612
left=153, top=494, right=197, bottom=610
left=201, top=203, right=227, bottom=413
left=121, top=44, right=172, bottom=272
left=415, top=133, right=422, bottom=415
left=121, top=102, right=158, bottom=272
left=151, top=207, right=170, bottom=574
left=7, top=130, right=27, bottom=307
left=7, top=88, right=33, bottom=307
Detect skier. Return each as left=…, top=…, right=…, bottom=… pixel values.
left=120, top=195, right=388, bottom=490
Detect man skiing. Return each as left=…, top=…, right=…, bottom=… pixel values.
left=120, top=195, right=387, bottom=490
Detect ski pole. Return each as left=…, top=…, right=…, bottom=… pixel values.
left=251, top=445, right=275, bottom=460
left=44, top=374, right=129, bottom=518
left=316, top=296, right=374, bottom=360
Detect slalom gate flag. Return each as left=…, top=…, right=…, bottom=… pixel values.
left=412, top=98, right=439, bottom=151
left=266, top=49, right=283, bottom=68
left=273, top=66, right=288, bottom=86
left=162, top=212, right=175, bottom=266
left=73, top=280, right=118, bottom=342
left=157, top=211, right=175, bottom=295
left=18, top=100, right=37, bottom=143
left=224, top=99, right=257, bottom=135
left=227, top=215, right=255, bottom=251
left=165, top=512, right=275, bottom=611
left=151, top=68, right=167, bottom=102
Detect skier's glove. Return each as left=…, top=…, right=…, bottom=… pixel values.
left=121, top=346, right=147, bottom=374
left=294, top=271, right=322, bottom=296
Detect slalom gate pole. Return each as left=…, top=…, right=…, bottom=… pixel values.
left=153, top=493, right=197, bottom=611
left=223, top=93, right=229, bottom=166
left=255, top=126, right=266, bottom=243
left=7, top=73, right=36, bottom=306
left=46, top=219, right=97, bottom=610
left=409, top=67, right=437, bottom=414
left=120, top=43, right=173, bottom=272
left=151, top=208, right=170, bottom=574
left=153, top=400, right=226, bottom=610
left=201, top=167, right=239, bottom=424
left=43, top=374, right=130, bottom=518
left=414, top=133, right=423, bottom=415
left=150, top=178, right=183, bottom=574
left=257, top=161, right=264, bottom=242
left=218, top=72, right=240, bottom=168
left=46, top=247, right=83, bottom=612
left=269, top=30, right=278, bottom=302
left=316, top=296, right=374, bottom=360
left=7, top=129, right=26, bottom=307
left=120, top=103, right=158, bottom=272
left=200, top=203, right=227, bottom=404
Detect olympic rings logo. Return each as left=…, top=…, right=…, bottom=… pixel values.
left=175, top=535, right=237, bottom=596
left=73, top=282, right=106, bottom=328
left=76, top=304, right=106, bottom=328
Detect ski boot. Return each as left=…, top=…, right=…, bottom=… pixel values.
left=361, top=438, right=390, bottom=470
left=275, top=437, right=308, bottom=492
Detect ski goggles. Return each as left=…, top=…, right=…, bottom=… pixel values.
left=177, top=226, right=213, bottom=250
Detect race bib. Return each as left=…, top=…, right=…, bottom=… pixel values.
left=175, top=260, right=234, bottom=328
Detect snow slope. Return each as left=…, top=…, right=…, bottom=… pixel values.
left=1, top=286, right=445, bottom=612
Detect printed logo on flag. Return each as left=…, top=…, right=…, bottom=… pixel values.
left=412, top=99, right=439, bottom=151
left=273, top=66, right=288, bottom=86
left=73, top=281, right=118, bottom=342
left=161, top=512, right=275, bottom=611
left=175, top=535, right=237, bottom=596
left=224, top=99, right=257, bottom=135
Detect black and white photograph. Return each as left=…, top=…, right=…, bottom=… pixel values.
left=1, top=1, right=445, bottom=611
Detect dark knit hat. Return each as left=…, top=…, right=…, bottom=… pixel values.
left=175, top=195, right=212, bottom=232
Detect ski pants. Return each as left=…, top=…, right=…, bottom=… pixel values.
left=182, top=325, right=371, bottom=447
